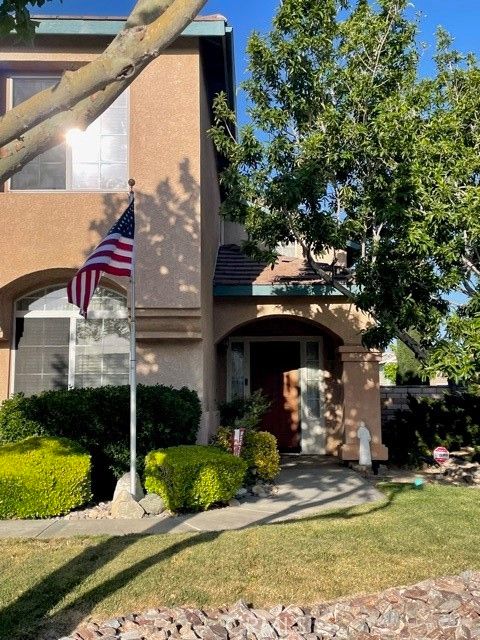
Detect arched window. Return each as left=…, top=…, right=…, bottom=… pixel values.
left=13, top=285, right=129, bottom=395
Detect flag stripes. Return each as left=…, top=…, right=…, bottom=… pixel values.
left=67, top=198, right=135, bottom=317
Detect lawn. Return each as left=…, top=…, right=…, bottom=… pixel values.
left=0, top=484, right=479, bottom=640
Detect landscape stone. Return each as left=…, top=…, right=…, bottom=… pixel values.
left=113, top=472, right=145, bottom=502
left=139, top=493, right=165, bottom=515
left=110, top=490, right=146, bottom=519
left=64, top=572, right=480, bottom=640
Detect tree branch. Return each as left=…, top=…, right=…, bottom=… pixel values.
left=462, top=255, right=480, bottom=278
left=0, top=0, right=207, bottom=155
left=295, top=235, right=428, bottom=360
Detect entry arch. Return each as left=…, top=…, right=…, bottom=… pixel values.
left=217, top=314, right=344, bottom=455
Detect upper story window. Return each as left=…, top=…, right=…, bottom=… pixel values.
left=10, top=76, right=129, bottom=191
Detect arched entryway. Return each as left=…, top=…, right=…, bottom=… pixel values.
left=218, top=316, right=343, bottom=454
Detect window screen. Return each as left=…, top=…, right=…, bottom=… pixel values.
left=14, top=286, right=129, bottom=395
left=14, top=317, right=70, bottom=395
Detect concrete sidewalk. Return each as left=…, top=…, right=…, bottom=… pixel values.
left=0, top=457, right=383, bottom=539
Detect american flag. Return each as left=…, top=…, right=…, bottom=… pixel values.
left=67, top=198, right=135, bottom=317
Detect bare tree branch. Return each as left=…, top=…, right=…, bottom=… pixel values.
left=462, top=255, right=480, bottom=278
left=0, top=0, right=207, bottom=158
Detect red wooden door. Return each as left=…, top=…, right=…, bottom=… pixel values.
left=250, top=341, right=301, bottom=451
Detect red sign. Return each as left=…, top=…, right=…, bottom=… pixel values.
left=433, top=446, right=450, bottom=465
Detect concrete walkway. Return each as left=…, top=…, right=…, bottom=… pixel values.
left=0, top=457, right=383, bottom=539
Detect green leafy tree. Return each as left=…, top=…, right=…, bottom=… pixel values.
left=0, top=1, right=54, bottom=40
left=210, top=0, right=480, bottom=384
left=396, top=332, right=425, bottom=385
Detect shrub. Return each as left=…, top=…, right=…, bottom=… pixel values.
left=0, top=385, right=201, bottom=499
left=144, top=445, right=247, bottom=512
left=218, top=390, right=270, bottom=430
left=383, top=392, right=480, bottom=466
left=212, top=427, right=280, bottom=484
left=0, top=436, right=91, bottom=519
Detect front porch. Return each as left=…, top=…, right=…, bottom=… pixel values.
left=215, top=310, right=388, bottom=461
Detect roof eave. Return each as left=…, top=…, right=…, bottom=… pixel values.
left=29, top=16, right=229, bottom=38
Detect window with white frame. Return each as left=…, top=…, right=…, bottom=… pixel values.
left=10, top=76, right=129, bottom=191
left=13, top=286, right=130, bottom=396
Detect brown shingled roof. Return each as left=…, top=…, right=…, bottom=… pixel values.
left=214, top=244, right=345, bottom=287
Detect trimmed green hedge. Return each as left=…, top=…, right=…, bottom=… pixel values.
left=145, top=445, right=247, bottom=512
left=213, top=427, right=280, bottom=484
left=0, top=385, right=201, bottom=499
left=0, top=436, right=91, bottom=519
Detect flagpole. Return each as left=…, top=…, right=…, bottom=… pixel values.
left=128, top=178, right=137, bottom=497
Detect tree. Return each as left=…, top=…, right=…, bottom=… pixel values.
left=0, top=0, right=207, bottom=183
left=210, top=0, right=480, bottom=384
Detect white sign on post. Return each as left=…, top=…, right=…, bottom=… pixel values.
left=233, top=428, right=245, bottom=456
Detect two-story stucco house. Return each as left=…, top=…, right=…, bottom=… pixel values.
left=0, top=15, right=388, bottom=462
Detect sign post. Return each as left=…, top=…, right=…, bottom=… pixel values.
left=433, top=446, right=450, bottom=465
left=233, top=428, right=245, bottom=456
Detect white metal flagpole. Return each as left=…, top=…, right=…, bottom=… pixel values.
left=128, top=178, right=137, bottom=497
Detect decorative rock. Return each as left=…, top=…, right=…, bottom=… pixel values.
left=113, top=472, right=145, bottom=502
left=139, top=493, right=165, bottom=515
left=236, top=488, right=248, bottom=498
left=120, top=632, right=143, bottom=640
left=229, top=498, right=241, bottom=507
left=65, top=572, right=480, bottom=640
left=110, top=490, right=146, bottom=519
left=251, top=484, right=268, bottom=497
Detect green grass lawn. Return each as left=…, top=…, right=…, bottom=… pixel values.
left=0, top=484, right=479, bottom=640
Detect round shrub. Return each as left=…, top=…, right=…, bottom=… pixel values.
left=144, top=445, right=247, bottom=512
left=0, top=436, right=92, bottom=519
left=0, top=384, right=201, bottom=499
left=242, top=431, right=281, bottom=482
left=213, top=427, right=280, bottom=483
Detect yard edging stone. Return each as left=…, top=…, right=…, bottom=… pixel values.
left=63, top=571, right=480, bottom=640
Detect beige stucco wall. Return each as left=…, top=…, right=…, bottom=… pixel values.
left=198, top=68, right=222, bottom=441
left=214, top=297, right=371, bottom=346
left=0, top=36, right=210, bottom=404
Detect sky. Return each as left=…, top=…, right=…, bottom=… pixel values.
left=32, top=1, right=480, bottom=124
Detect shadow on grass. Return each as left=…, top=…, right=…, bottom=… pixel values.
left=0, top=483, right=416, bottom=640
left=0, top=528, right=221, bottom=640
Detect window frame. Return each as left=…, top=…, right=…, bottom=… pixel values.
left=11, top=285, right=129, bottom=395
left=6, top=74, right=130, bottom=193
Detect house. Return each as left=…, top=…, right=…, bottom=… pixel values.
left=0, top=15, right=388, bottom=462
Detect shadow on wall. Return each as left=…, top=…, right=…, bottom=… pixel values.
left=84, top=158, right=202, bottom=386
left=89, top=157, right=201, bottom=308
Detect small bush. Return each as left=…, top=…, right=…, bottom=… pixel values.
left=212, top=427, right=280, bottom=484
left=383, top=392, right=480, bottom=466
left=0, top=436, right=91, bottom=519
left=0, top=385, right=201, bottom=499
left=218, top=390, right=270, bottom=430
left=144, top=445, right=247, bottom=512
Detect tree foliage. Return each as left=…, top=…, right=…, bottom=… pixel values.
left=210, top=0, right=480, bottom=383
left=0, top=0, right=53, bottom=40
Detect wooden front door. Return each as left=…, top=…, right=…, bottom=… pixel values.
left=250, top=341, right=301, bottom=452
